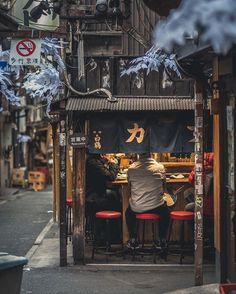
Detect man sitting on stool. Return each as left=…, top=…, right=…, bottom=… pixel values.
left=125, top=153, right=169, bottom=249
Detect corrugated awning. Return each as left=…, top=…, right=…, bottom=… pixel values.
left=0, top=10, right=18, bottom=32
left=66, top=96, right=194, bottom=112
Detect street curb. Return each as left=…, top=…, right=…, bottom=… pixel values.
left=25, top=217, right=54, bottom=261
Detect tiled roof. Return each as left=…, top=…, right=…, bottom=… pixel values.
left=66, top=96, right=194, bottom=112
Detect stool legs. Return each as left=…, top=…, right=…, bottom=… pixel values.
left=66, top=205, right=72, bottom=244
left=167, top=219, right=174, bottom=251
left=105, top=219, right=111, bottom=263
left=142, top=220, right=146, bottom=249
left=91, top=219, right=97, bottom=260
left=152, top=220, right=157, bottom=264
left=92, top=217, right=122, bottom=261
left=180, top=221, right=185, bottom=264
left=167, top=219, right=189, bottom=264
left=135, top=219, right=159, bottom=263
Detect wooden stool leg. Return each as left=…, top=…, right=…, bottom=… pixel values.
left=180, top=221, right=185, bottom=264
left=167, top=219, right=173, bottom=247
left=66, top=206, right=69, bottom=245
left=68, top=206, right=72, bottom=241
left=152, top=220, right=157, bottom=264
left=142, top=220, right=146, bottom=248
left=105, top=219, right=111, bottom=263
left=92, top=219, right=97, bottom=260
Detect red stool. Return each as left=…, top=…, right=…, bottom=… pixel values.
left=136, top=213, right=161, bottom=263
left=219, top=284, right=236, bottom=294
left=167, top=211, right=194, bottom=264
left=66, top=199, right=73, bottom=243
left=92, top=211, right=122, bottom=262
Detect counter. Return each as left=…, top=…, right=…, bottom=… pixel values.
left=111, top=178, right=191, bottom=243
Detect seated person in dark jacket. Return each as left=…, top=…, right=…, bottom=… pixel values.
left=86, top=153, right=120, bottom=242
left=86, top=153, right=120, bottom=212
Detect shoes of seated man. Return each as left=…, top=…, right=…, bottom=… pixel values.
left=160, top=239, right=167, bottom=249
left=154, top=240, right=161, bottom=249
left=154, top=239, right=167, bottom=249
left=126, top=238, right=140, bottom=249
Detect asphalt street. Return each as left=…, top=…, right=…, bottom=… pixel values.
left=0, top=188, right=53, bottom=256
left=0, top=188, right=218, bottom=294
left=21, top=267, right=217, bottom=294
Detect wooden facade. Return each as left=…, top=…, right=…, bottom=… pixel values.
left=56, top=0, right=195, bottom=266
left=140, top=0, right=236, bottom=285
left=83, top=57, right=193, bottom=97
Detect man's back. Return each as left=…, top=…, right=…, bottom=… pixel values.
left=128, top=157, right=165, bottom=213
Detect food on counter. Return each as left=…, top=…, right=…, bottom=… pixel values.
left=170, top=174, right=185, bottom=179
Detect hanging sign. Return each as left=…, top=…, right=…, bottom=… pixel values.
left=9, top=39, right=42, bottom=66
left=88, top=115, right=195, bottom=154
left=12, top=0, right=59, bottom=32
left=69, top=133, right=88, bottom=148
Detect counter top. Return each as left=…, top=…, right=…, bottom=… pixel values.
left=112, top=178, right=189, bottom=185
left=162, top=162, right=195, bottom=167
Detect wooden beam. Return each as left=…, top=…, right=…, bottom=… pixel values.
left=194, top=80, right=204, bottom=286
left=212, top=57, right=220, bottom=254
left=72, top=147, right=86, bottom=264
left=51, top=122, right=58, bottom=222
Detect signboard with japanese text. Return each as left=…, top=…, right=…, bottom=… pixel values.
left=69, top=133, right=88, bottom=148
left=12, top=0, right=59, bottom=31
left=9, top=39, right=41, bottom=66
left=119, top=117, right=149, bottom=153
left=89, top=117, right=119, bottom=153
left=88, top=114, right=195, bottom=154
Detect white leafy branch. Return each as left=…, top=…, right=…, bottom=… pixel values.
left=23, top=64, right=62, bottom=114
left=121, top=46, right=181, bottom=78
left=153, top=0, right=236, bottom=55
left=41, top=38, right=66, bottom=71
left=0, top=69, right=21, bottom=110
left=17, top=134, right=31, bottom=143
left=0, top=38, right=66, bottom=111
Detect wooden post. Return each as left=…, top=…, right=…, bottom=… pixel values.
left=51, top=121, right=58, bottom=222
left=72, top=147, right=86, bottom=264
left=212, top=57, right=228, bottom=282
left=59, top=113, right=67, bottom=266
left=213, top=81, right=228, bottom=282
left=194, top=80, right=204, bottom=286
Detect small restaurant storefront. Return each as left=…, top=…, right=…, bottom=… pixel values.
left=54, top=95, right=214, bottom=268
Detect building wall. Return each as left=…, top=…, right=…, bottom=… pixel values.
left=0, top=114, right=13, bottom=187
left=81, top=0, right=159, bottom=56
left=84, top=57, right=193, bottom=96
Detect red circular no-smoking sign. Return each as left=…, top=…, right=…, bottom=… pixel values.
left=16, top=39, right=36, bottom=57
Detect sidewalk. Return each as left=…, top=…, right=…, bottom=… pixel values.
left=22, top=221, right=219, bottom=294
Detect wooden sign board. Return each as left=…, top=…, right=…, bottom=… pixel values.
left=69, top=133, right=88, bottom=148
